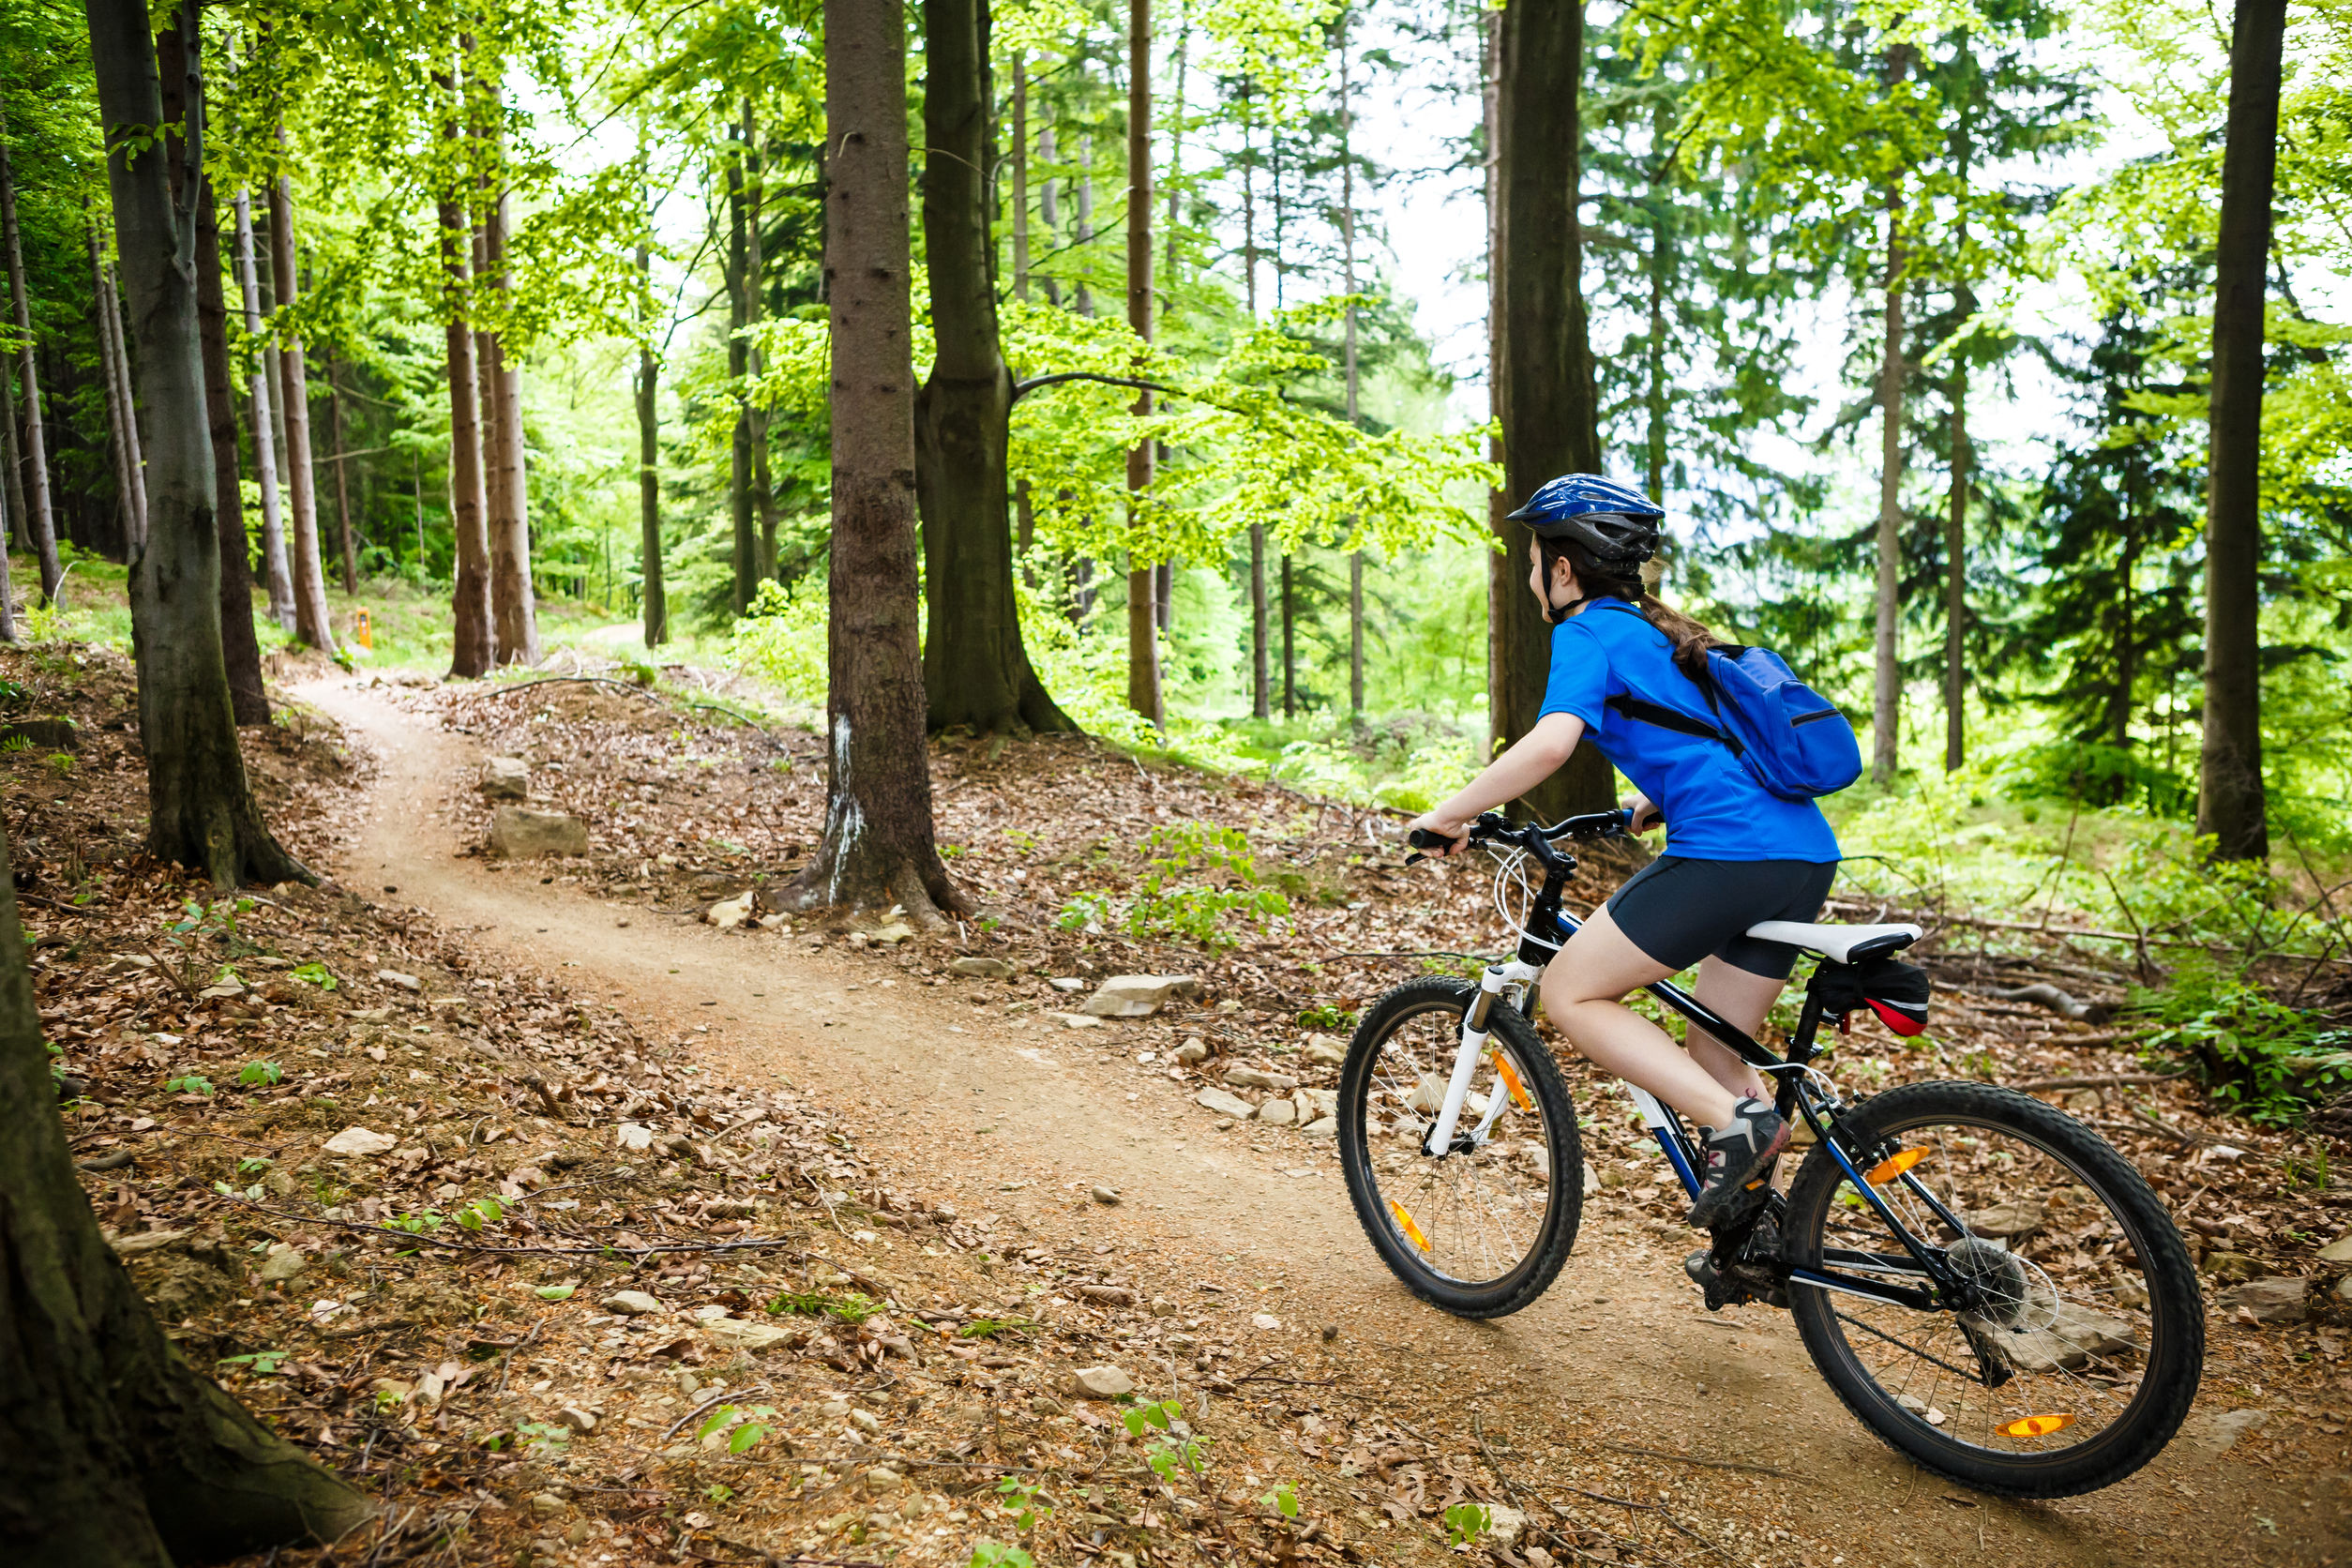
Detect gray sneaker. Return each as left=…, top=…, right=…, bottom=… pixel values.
left=1686, top=1097, right=1789, bottom=1229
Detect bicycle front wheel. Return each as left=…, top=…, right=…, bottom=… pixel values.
left=1337, top=977, right=1583, bottom=1318
left=1784, top=1081, right=2203, bottom=1498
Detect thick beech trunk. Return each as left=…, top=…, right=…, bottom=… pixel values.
left=478, top=172, right=538, bottom=664
left=266, top=168, right=337, bottom=652
left=787, top=0, right=963, bottom=927
left=723, top=141, right=756, bottom=615
left=1124, top=0, right=1161, bottom=727
left=93, top=0, right=310, bottom=889
left=1281, top=551, right=1295, bottom=717
left=743, top=104, right=780, bottom=584
left=1490, top=0, right=1610, bottom=820
left=917, top=0, right=1074, bottom=735
left=159, top=22, right=268, bottom=728
left=2195, top=0, right=2284, bottom=861
left=1945, top=366, right=1968, bottom=773
left=230, top=189, right=294, bottom=629
left=637, top=238, right=666, bottom=648
left=438, top=108, right=492, bottom=675
left=0, top=113, right=64, bottom=602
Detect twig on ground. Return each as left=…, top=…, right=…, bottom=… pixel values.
left=220, top=1194, right=807, bottom=1259
left=2007, top=1072, right=2187, bottom=1093
left=2133, top=1106, right=2229, bottom=1146
left=1598, top=1442, right=1794, bottom=1478
left=493, top=1313, right=550, bottom=1397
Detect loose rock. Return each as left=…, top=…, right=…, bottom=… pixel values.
left=1057, top=1013, right=1106, bottom=1030
left=490, top=806, right=590, bottom=858
left=1485, top=1505, right=1529, bottom=1551
left=1091, top=1185, right=1122, bottom=1206
left=2316, top=1230, right=2352, bottom=1263
left=706, top=892, right=755, bottom=930
left=2219, top=1275, right=2309, bottom=1324
left=1256, top=1097, right=1297, bottom=1126
left=615, top=1123, right=655, bottom=1152
left=1080, top=974, right=1201, bottom=1018
left=1251, top=1313, right=1281, bottom=1331
left=1300, top=1116, right=1338, bottom=1138
left=1172, top=1038, right=1210, bottom=1064
left=478, top=756, right=530, bottom=800
left=554, top=1407, right=599, bottom=1434
left=323, top=1126, right=398, bottom=1157
left=950, top=957, right=1017, bottom=980
left=2202, top=1250, right=2266, bottom=1284
left=1071, top=1364, right=1135, bottom=1399
left=601, top=1290, right=665, bottom=1317
left=702, top=1318, right=800, bottom=1354
left=1226, top=1066, right=1298, bottom=1093
left=1300, top=1033, right=1348, bottom=1066
left=256, top=1244, right=308, bottom=1284
left=375, top=969, right=421, bottom=991
left=1196, top=1088, right=1254, bottom=1119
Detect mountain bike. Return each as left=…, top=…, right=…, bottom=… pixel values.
left=1336, top=809, right=2203, bottom=1498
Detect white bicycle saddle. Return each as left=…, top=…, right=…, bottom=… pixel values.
left=1743, top=919, right=1922, bottom=964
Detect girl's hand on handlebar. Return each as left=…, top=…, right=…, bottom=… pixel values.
left=1404, top=810, right=1471, bottom=856
left=1624, top=793, right=1665, bottom=833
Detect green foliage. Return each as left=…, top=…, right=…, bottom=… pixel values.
left=237, top=1061, right=284, bottom=1087
left=696, top=1402, right=782, bottom=1454
left=289, top=962, right=339, bottom=989
left=765, top=1289, right=882, bottom=1324
left=1296, top=1001, right=1356, bottom=1031
left=1123, top=823, right=1291, bottom=948
left=1442, top=1501, right=1492, bottom=1547
left=516, top=1420, right=573, bottom=1456
left=968, top=1543, right=1036, bottom=1568
left=165, top=1074, right=215, bottom=1096
left=1122, top=1397, right=1208, bottom=1483
left=2138, top=959, right=2352, bottom=1125
left=1259, top=1481, right=1302, bottom=1518
left=994, top=1475, right=1054, bottom=1532
left=219, top=1349, right=291, bottom=1375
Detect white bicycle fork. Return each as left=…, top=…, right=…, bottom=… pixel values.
left=1425, top=960, right=1541, bottom=1156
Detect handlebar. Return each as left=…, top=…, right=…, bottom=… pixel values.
left=1406, top=807, right=1630, bottom=868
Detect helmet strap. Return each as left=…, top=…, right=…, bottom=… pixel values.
left=1538, top=538, right=1583, bottom=625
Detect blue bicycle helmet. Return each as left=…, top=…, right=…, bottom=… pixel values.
left=1505, top=474, right=1664, bottom=570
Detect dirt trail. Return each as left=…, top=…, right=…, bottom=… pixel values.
left=300, top=678, right=2336, bottom=1568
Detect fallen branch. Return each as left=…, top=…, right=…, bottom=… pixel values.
left=221, top=1194, right=806, bottom=1259
left=2132, top=1106, right=2230, bottom=1147
left=2008, top=1072, right=2188, bottom=1093
left=1938, top=914, right=2352, bottom=967
left=1990, top=982, right=2113, bottom=1025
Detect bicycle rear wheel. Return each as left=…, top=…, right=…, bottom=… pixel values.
left=1783, top=1081, right=2202, bottom=1498
left=1337, top=977, right=1582, bottom=1318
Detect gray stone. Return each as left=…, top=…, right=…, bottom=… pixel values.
left=1485, top=1505, right=1529, bottom=1551
left=2202, top=1250, right=2266, bottom=1284
left=2336, top=1274, right=2352, bottom=1303
left=2316, top=1230, right=2352, bottom=1263
left=1173, top=1037, right=1210, bottom=1064
left=1300, top=1033, right=1348, bottom=1067
left=256, top=1244, right=307, bottom=1284
left=375, top=969, right=421, bottom=991
left=601, top=1290, right=665, bottom=1317
left=1049, top=977, right=1089, bottom=992
left=1091, top=1185, right=1122, bottom=1205
left=702, top=1318, right=800, bottom=1353
left=1071, top=1364, right=1135, bottom=1398
left=490, top=806, right=590, bottom=859
left=1225, top=1066, right=1298, bottom=1093
left=2219, top=1275, right=2309, bottom=1325
left=1963, top=1200, right=2045, bottom=1241
left=322, top=1126, right=398, bottom=1157
left=1301, top=1117, right=1338, bottom=1138
left=1257, top=1097, right=1298, bottom=1126
left=1080, top=974, right=1202, bottom=1018
left=1056, top=1013, right=1106, bottom=1030
left=110, top=1228, right=191, bottom=1258
left=1991, top=1303, right=2138, bottom=1372
left=951, top=957, right=1017, bottom=980
left=1303, top=1088, right=1339, bottom=1120
left=554, top=1407, right=598, bottom=1435
left=479, top=756, right=530, bottom=800
left=2189, top=1407, right=2269, bottom=1455
left=1196, top=1088, right=1254, bottom=1119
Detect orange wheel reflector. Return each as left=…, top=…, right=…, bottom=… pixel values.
left=1388, top=1199, right=1433, bottom=1253
left=1864, top=1147, right=1929, bottom=1185
left=1995, top=1413, right=2075, bottom=1439
left=1492, top=1052, right=1534, bottom=1111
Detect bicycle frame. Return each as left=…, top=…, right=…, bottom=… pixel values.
left=1423, top=832, right=1968, bottom=1314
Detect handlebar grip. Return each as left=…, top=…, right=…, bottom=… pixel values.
left=1406, top=828, right=1449, bottom=850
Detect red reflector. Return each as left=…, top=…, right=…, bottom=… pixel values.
left=1868, top=998, right=1927, bottom=1036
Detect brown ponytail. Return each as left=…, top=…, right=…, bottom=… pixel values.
left=1545, top=534, right=1728, bottom=684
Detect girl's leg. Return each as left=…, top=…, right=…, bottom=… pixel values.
left=1542, top=906, right=1743, bottom=1128
left=1683, top=957, right=1786, bottom=1104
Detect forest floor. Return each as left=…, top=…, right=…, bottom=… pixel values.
left=15, top=641, right=2350, bottom=1568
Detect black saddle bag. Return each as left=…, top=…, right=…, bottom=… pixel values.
left=1807, top=955, right=1931, bottom=1036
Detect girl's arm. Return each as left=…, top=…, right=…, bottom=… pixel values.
left=1405, top=711, right=1588, bottom=854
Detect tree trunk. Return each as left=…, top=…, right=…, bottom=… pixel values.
left=786, top=0, right=963, bottom=927
left=1125, top=0, right=1160, bottom=728
left=324, top=352, right=356, bottom=593
left=1281, top=550, right=1295, bottom=718
left=438, top=76, right=493, bottom=677
left=86, top=214, right=146, bottom=550
left=0, top=112, right=64, bottom=603
left=1645, top=98, right=1670, bottom=504
left=1073, top=134, right=1094, bottom=317
left=744, top=104, right=780, bottom=585
left=265, top=167, right=338, bottom=653
left=636, top=236, right=666, bottom=648
left=0, top=365, right=19, bottom=635
left=1249, top=521, right=1269, bottom=718
left=1872, top=179, right=1905, bottom=786
left=478, top=171, right=538, bottom=664
left=1341, top=19, right=1364, bottom=715
left=1012, top=53, right=1030, bottom=299
left=1490, top=0, right=1610, bottom=821
left=230, top=188, right=294, bottom=630
left=2195, top=0, right=2284, bottom=862
left=95, top=0, right=310, bottom=889
left=1944, top=364, right=1967, bottom=773
left=917, top=0, right=1075, bottom=736
left=723, top=137, right=756, bottom=615
left=1037, top=122, right=1062, bottom=309
left=166, top=33, right=269, bottom=727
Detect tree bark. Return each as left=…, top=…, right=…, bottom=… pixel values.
left=743, top=103, right=780, bottom=584
left=1281, top=550, right=1295, bottom=718
left=86, top=214, right=146, bottom=550
left=265, top=166, right=338, bottom=653
left=786, top=0, right=963, bottom=927
left=160, top=23, right=268, bottom=728
left=323, top=351, right=356, bottom=593
left=1249, top=522, right=1269, bottom=718
left=0, top=364, right=20, bottom=635
left=438, top=72, right=492, bottom=677
left=1341, top=17, right=1364, bottom=715
left=1125, top=0, right=1161, bottom=728
left=94, top=0, right=310, bottom=890
left=636, top=232, right=666, bottom=648
left=230, top=188, right=294, bottom=630
left=916, top=0, right=1075, bottom=736
left=1872, top=180, right=1905, bottom=785
left=0, top=109, right=64, bottom=603
left=723, top=135, right=756, bottom=615
left=1490, top=0, right=1610, bottom=821
left=478, top=166, right=538, bottom=664
left=2195, top=0, right=2284, bottom=861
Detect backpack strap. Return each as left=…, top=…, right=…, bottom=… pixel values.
left=1604, top=694, right=1746, bottom=758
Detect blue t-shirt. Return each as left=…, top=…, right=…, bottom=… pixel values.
left=1537, top=599, right=1840, bottom=863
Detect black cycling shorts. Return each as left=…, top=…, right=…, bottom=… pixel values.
left=1604, top=855, right=1839, bottom=980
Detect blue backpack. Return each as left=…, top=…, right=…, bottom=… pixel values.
left=1592, top=605, right=1862, bottom=802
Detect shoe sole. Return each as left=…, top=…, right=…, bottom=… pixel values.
left=1685, top=1120, right=1792, bottom=1229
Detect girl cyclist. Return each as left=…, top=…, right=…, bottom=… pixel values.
left=1405, top=474, right=1842, bottom=1231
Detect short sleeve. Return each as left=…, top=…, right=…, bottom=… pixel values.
left=1537, top=619, right=1609, bottom=731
